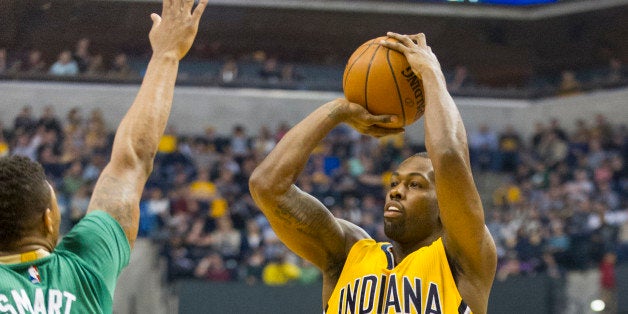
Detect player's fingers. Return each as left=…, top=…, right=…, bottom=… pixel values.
left=409, top=34, right=421, bottom=44
left=164, top=0, right=173, bottom=10
left=150, top=13, right=162, bottom=28
left=182, top=0, right=195, bottom=12
left=379, top=40, right=407, bottom=53
left=366, top=125, right=405, bottom=138
left=414, top=33, right=427, bottom=47
left=192, top=0, right=208, bottom=21
left=386, top=32, right=415, bottom=47
left=368, top=114, right=399, bottom=126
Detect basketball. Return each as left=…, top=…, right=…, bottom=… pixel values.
left=343, top=36, right=425, bottom=128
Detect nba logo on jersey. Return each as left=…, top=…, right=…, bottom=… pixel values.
left=28, top=266, right=41, bottom=284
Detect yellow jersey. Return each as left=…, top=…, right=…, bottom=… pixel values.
left=325, top=237, right=471, bottom=314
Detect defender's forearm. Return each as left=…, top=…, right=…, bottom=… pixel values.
left=110, top=55, right=179, bottom=175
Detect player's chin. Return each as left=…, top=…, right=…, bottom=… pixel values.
left=383, top=221, right=404, bottom=240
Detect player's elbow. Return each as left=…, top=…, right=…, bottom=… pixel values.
left=112, top=140, right=156, bottom=176
left=249, top=166, right=272, bottom=197
left=433, top=146, right=467, bottom=167
left=249, top=165, right=289, bottom=201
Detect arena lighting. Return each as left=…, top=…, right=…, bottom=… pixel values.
left=590, top=299, right=605, bottom=312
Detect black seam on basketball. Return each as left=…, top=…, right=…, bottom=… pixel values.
left=364, top=44, right=381, bottom=111
left=387, top=49, right=406, bottom=124
left=343, top=40, right=377, bottom=91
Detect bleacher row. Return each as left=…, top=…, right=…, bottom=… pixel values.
left=1, top=101, right=626, bottom=290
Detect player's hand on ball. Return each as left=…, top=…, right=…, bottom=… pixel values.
left=380, top=32, right=443, bottom=80
left=326, top=98, right=404, bottom=138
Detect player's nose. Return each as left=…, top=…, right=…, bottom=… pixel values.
left=388, top=185, right=403, bottom=200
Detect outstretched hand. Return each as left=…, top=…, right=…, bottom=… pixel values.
left=149, top=0, right=208, bottom=60
left=379, top=32, right=444, bottom=81
left=327, top=98, right=404, bottom=138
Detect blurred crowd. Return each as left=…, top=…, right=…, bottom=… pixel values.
left=0, top=39, right=139, bottom=81
left=0, top=101, right=626, bottom=289
left=1, top=37, right=625, bottom=96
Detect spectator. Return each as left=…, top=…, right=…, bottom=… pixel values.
left=82, top=152, right=107, bottom=183
left=85, top=53, right=106, bottom=77
left=448, top=64, right=474, bottom=92
left=37, top=105, right=63, bottom=138
left=69, top=185, right=91, bottom=226
left=72, top=37, right=92, bottom=73
left=262, top=253, right=301, bottom=286
left=548, top=118, right=569, bottom=142
left=64, top=107, right=85, bottom=146
left=242, top=248, right=266, bottom=285
left=219, top=57, right=239, bottom=83
left=537, top=131, right=569, bottom=169
left=469, top=123, right=500, bottom=171
left=591, top=113, right=615, bottom=148
left=0, top=47, right=7, bottom=74
left=49, top=50, right=80, bottom=76
left=11, top=129, right=42, bottom=160
left=83, top=108, right=109, bottom=154
left=194, top=251, right=232, bottom=282
left=12, top=49, right=47, bottom=75
left=0, top=123, right=8, bottom=158
left=557, top=70, right=582, bottom=96
left=497, top=124, right=522, bottom=172
left=242, top=219, right=264, bottom=253
left=259, top=57, right=281, bottom=83
left=158, top=125, right=179, bottom=155
left=297, top=259, right=321, bottom=285
left=108, top=52, right=136, bottom=79
left=530, top=121, right=548, bottom=152
left=143, top=187, right=171, bottom=228
left=599, top=252, right=617, bottom=314
left=252, top=125, right=276, bottom=157
left=209, top=215, right=242, bottom=263
left=280, top=63, right=302, bottom=84
left=13, top=105, right=36, bottom=134
left=602, top=57, right=625, bottom=86
left=229, top=124, right=250, bottom=161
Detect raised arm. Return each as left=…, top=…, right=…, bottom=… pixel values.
left=249, top=100, right=400, bottom=272
left=87, top=0, right=207, bottom=248
left=382, top=33, right=497, bottom=310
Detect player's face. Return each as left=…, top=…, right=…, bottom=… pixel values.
left=383, top=156, right=440, bottom=244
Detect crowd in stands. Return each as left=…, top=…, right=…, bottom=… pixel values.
left=0, top=38, right=139, bottom=81
left=1, top=101, right=626, bottom=288
left=1, top=36, right=626, bottom=96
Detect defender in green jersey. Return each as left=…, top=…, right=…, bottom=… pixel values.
left=0, top=0, right=207, bottom=312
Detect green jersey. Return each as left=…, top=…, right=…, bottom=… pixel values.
left=0, top=210, right=130, bottom=313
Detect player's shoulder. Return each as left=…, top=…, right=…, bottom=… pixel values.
left=336, top=218, right=371, bottom=246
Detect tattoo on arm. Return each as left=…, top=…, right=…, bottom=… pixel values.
left=274, top=188, right=339, bottom=242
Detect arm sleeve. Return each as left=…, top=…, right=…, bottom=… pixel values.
left=56, top=210, right=131, bottom=296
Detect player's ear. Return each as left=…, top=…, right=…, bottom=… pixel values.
left=43, top=208, right=54, bottom=234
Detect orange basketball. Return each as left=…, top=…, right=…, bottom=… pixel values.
left=343, top=36, right=425, bottom=128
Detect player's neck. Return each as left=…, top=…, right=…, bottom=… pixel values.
left=0, top=248, right=50, bottom=264
left=391, top=233, right=441, bottom=262
left=0, top=237, right=54, bottom=258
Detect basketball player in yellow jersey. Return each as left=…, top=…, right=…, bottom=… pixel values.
left=250, top=32, right=497, bottom=314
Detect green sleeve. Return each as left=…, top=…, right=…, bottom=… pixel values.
left=56, top=210, right=131, bottom=297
